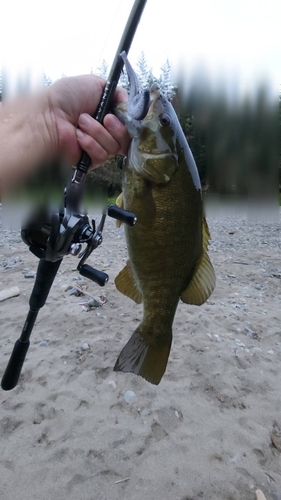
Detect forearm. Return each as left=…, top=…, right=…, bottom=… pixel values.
left=0, top=92, right=58, bottom=196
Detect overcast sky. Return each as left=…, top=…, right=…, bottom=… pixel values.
left=1, top=0, right=280, bottom=99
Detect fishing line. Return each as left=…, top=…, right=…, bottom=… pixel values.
left=74, top=0, right=126, bottom=131
left=94, top=0, right=124, bottom=74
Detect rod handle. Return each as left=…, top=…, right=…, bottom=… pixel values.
left=1, top=340, right=30, bottom=391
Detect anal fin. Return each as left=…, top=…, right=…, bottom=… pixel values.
left=181, top=251, right=216, bottom=305
left=181, top=217, right=216, bottom=306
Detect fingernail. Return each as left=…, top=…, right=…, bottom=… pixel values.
left=106, top=115, right=120, bottom=130
left=76, top=128, right=85, bottom=139
left=78, top=113, right=91, bottom=127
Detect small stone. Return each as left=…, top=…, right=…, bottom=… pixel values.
left=39, top=340, right=49, bottom=347
left=61, top=284, right=72, bottom=291
left=82, top=342, right=90, bottom=351
left=108, top=380, right=117, bottom=390
left=140, top=409, right=150, bottom=416
left=24, top=272, right=36, bottom=279
left=214, top=334, right=223, bottom=342
left=244, top=326, right=259, bottom=339
left=124, top=390, right=136, bottom=404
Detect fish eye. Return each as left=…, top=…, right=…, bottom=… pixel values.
left=159, top=114, right=171, bottom=126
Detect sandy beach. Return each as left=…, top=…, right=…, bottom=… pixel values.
left=0, top=203, right=280, bottom=500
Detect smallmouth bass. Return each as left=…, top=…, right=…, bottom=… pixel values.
left=113, top=52, right=215, bottom=385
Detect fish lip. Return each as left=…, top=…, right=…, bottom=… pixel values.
left=140, top=152, right=172, bottom=159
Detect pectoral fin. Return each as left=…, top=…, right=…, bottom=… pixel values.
left=181, top=217, right=216, bottom=305
left=115, top=261, right=142, bottom=304
left=115, top=192, right=124, bottom=228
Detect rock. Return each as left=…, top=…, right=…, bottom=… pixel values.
left=270, top=422, right=281, bottom=452
left=61, top=284, right=72, bottom=292
left=3, top=258, right=19, bottom=269
left=82, top=342, right=90, bottom=351
left=124, top=390, right=136, bottom=404
left=39, top=340, right=49, bottom=347
left=140, top=409, right=150, bottom=416
left=68, top=288, right=80, bottom=296
left=108, top=380, right=117, bottom=390
left=24, top=272, right=36, bottom=279
left=0, top=286, right=20, bottom=302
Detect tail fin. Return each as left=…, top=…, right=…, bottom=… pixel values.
left=113, top=326, right=172, bottom=385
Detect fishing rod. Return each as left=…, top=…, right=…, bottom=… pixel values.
left=1, top=0, right=148, bottom=391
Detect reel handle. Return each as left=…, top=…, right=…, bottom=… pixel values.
left=79, top=265, right=109, bottom=287
left=108, top=204, right=137, bottom=226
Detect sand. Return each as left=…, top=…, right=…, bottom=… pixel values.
left=0, top=205, right=281, bottom=500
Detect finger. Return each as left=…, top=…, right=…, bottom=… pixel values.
left=75, top=128, right=110, bottom=168
left=78, top=114, right=120, bottom=156
left=103, top=114, right=131, bottom=156
left=114, top=85, right=128, bottom=104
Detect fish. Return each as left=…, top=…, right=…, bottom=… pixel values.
left=113, top=52, right=215, bottom=385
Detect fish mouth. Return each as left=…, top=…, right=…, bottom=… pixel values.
left=141, top=152, right=171, bottom=159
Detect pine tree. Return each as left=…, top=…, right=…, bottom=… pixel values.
left=136, top=51, right=153, bottom=88
left=119, top=66, right=130, bottom=92
left=159, top=59, right=176, bottom=100
left=44, top=74, right=52, bottom=87
left=97, top=59, right=108, bottom=79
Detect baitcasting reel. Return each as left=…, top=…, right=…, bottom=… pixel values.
left=21, top=200, right=136, bottom=286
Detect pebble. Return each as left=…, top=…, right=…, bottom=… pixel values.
left=140, top=409, right=150, bottom=416
left=82, top=342, right=90, bottom=351
left=24, top=272, right=36, bottom=279
left=124, top=390, right=136, bottom=404
left=39, top=340, right=49, bottom=347
left=2, top=258, right=19, bottom=269
left=108, top=380, right=117, bottom=390
left=214, top=334, right=223, bottom=342
left=244, top=326, right=258, bottom=339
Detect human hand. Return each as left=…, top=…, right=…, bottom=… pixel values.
left=48, top=75, right=130, bottom=168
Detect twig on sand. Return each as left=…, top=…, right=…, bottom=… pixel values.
left=255, top=490, right=268, bottom=500
left=75, top=285, right=106, bottom=305
left=115, top=477, right=130, bottom=484
left=0, top=286, right=20, bottom=302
